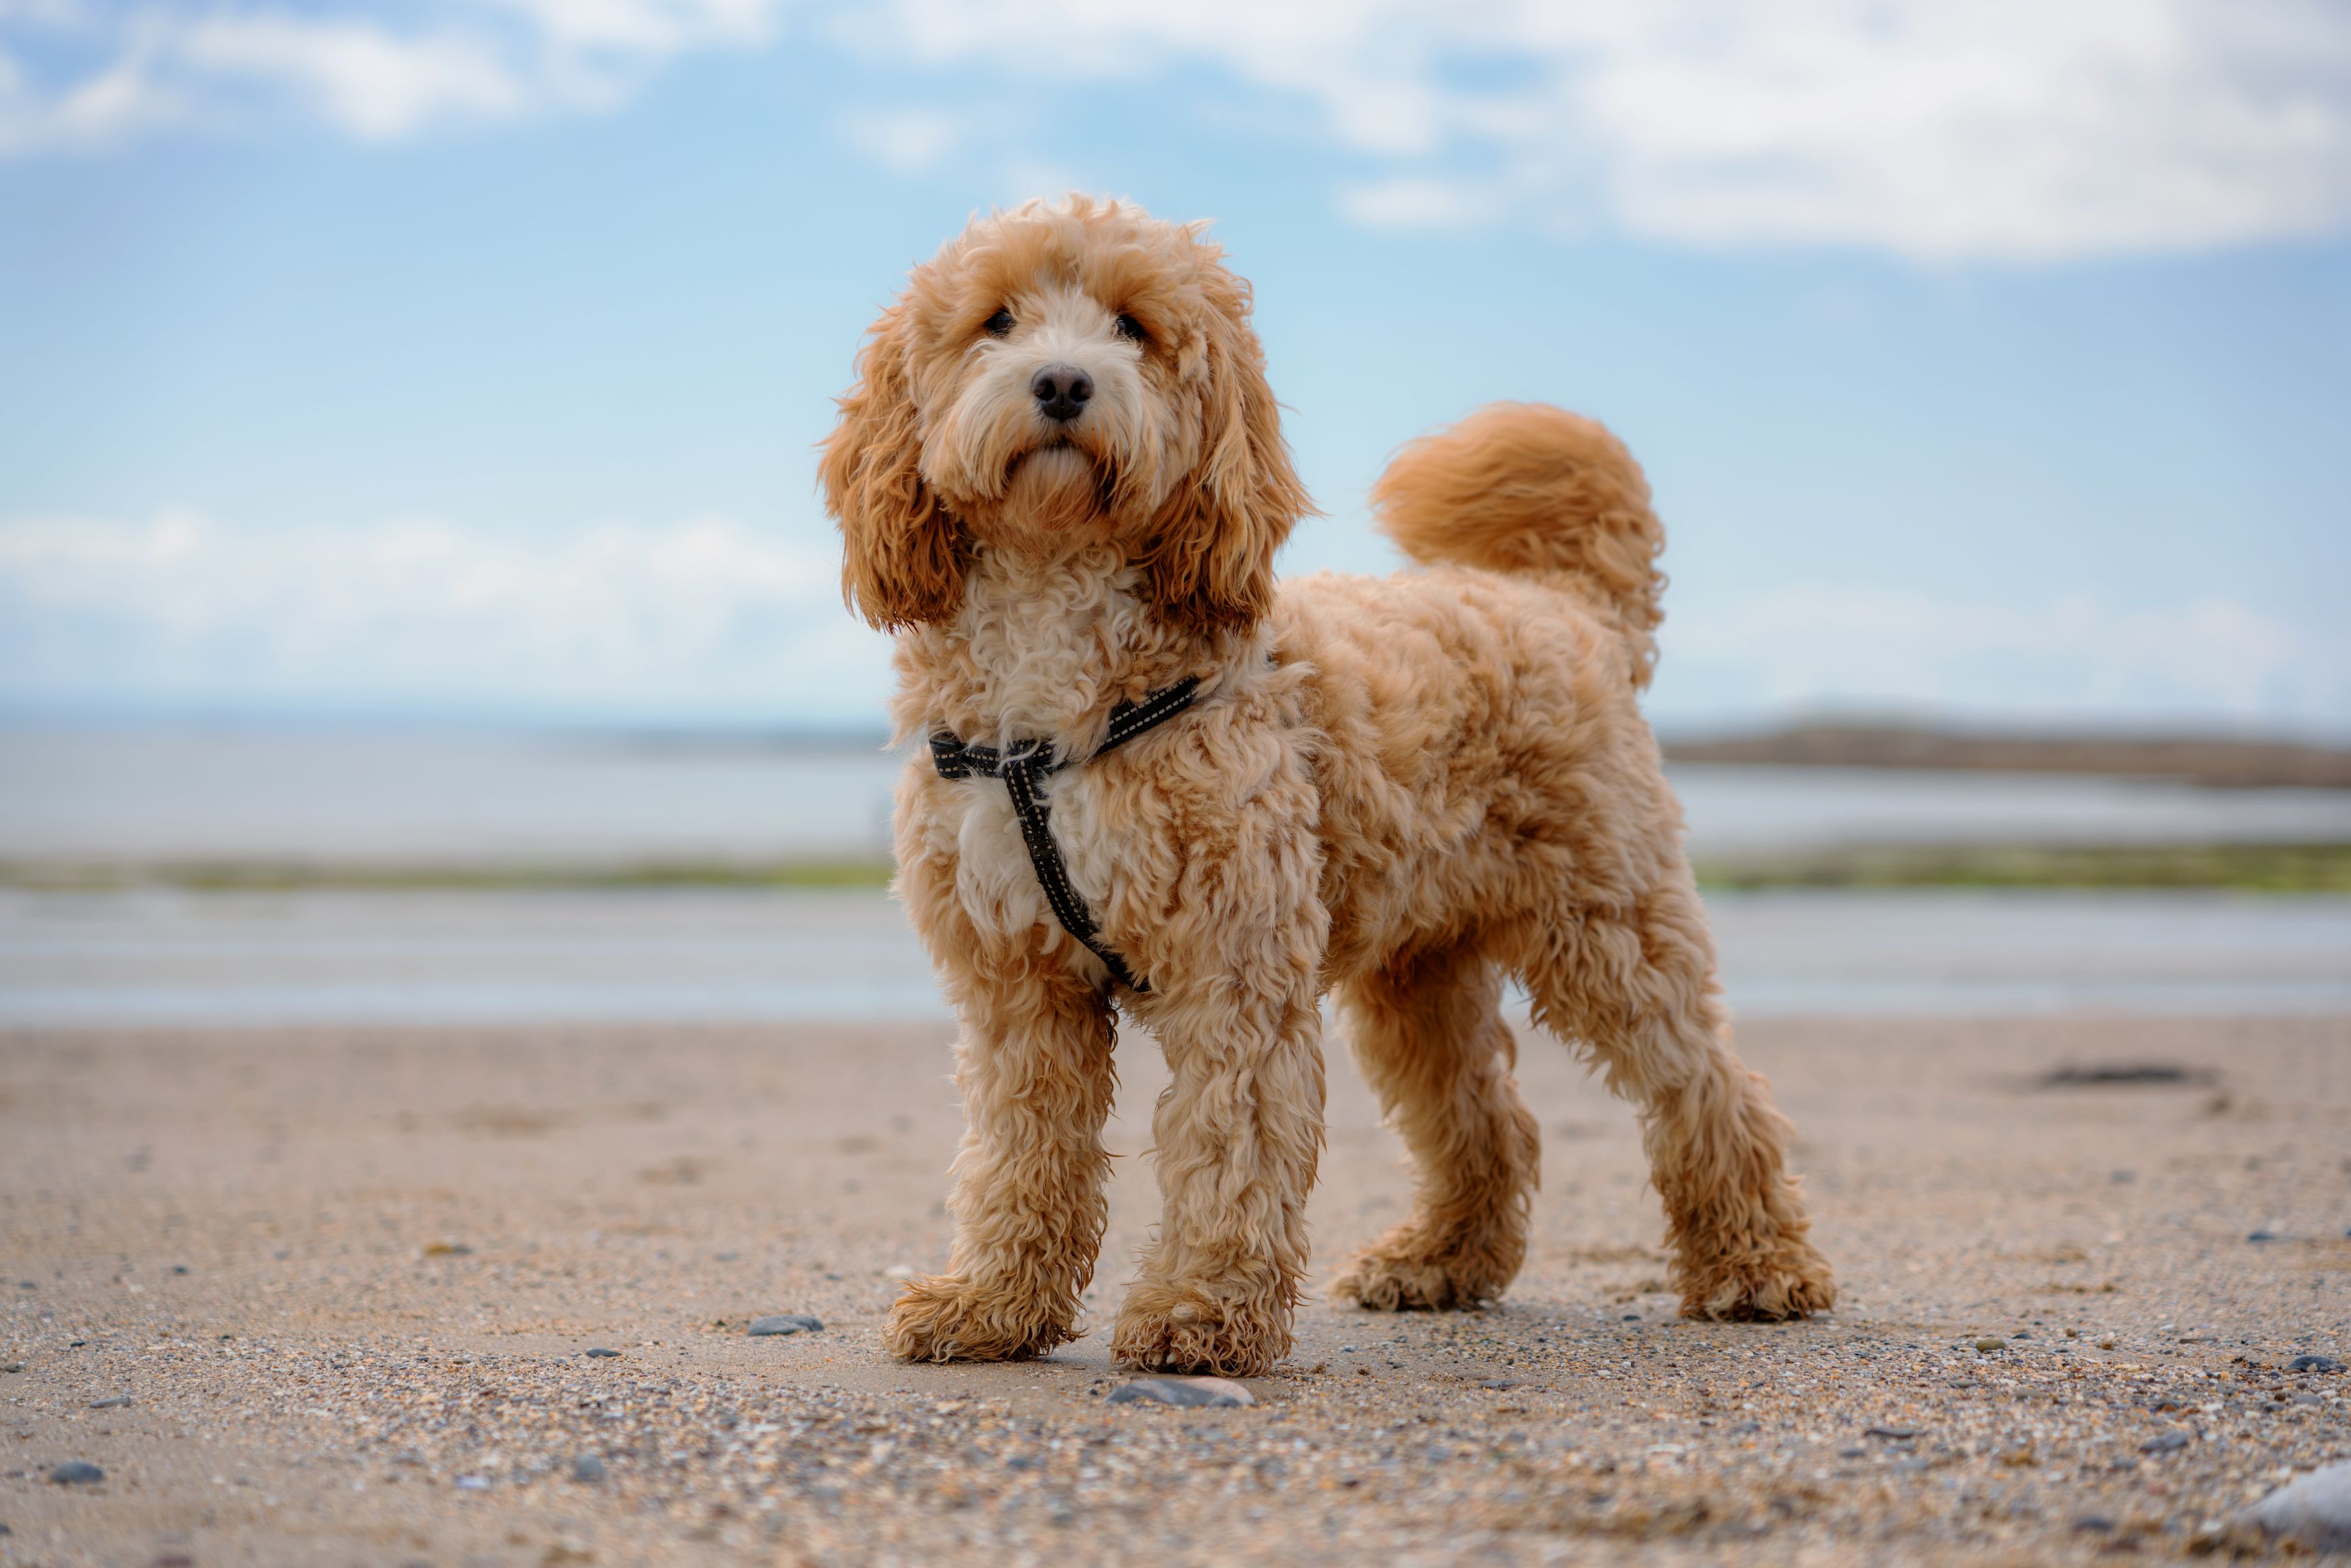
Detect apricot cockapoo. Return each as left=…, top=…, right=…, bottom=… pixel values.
left=820, top=195, right=1834, bottom=1377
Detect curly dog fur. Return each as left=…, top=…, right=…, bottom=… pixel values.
left=820, top=195, right=1835, bottom=1377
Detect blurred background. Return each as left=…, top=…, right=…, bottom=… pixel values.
left=3, top=0, right=2348, bottom=1024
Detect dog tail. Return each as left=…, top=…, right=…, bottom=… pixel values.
left=1372, top=402, right=1666, bottom=686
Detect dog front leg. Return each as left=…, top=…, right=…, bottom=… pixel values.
left=884, top=951, right=1118, bottom=1364
left=1109, top=860, right=1329, bottom=1377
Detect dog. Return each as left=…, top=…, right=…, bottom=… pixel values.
left=820, top=195, right=1834, bottom=1377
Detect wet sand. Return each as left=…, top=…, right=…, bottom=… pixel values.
left=2, top=1013, right=2347, bottom=1565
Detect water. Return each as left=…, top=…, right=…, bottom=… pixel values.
left=7, top=724, right=2350, bottom=865
left=0, top=725, right=903, bottom=864
left=3, top=725, right=2347, bottom=1025
left=3, top=886, right=2346, bottom=1026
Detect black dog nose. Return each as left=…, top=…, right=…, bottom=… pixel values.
left=1031, top=365, right=1093, bottom=423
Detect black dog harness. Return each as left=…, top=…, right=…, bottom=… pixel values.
left=929, top=676, right=1199, bottom=994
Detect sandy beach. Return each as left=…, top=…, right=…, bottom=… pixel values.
left=3, top=1009, right=2346, bottom=1565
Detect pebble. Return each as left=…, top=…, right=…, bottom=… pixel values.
left=570, top=1455, right=606, bottom=1483
left=2239, top=1460, right=2351, bottom=1552
left=454, top=1475, right=489, bottom=1490
left=583, top=1348, right=622, bottom=1358
left=2287, top=1354, right=2343, bottom=1373
left=1864, top=1426, right=1919, bottom=1440
left=1973, top=1337, right=2005, bottom=1353
left=2139, top=1433, right=2190, bottom=1454
left=87, top=1396, right=131, bottom=1409
left=49, top=1462, right=105, bottom=1485
left=1106, top=1377, right=1255, bottom=1409
left=748, top=1314, right=824, bottom=1337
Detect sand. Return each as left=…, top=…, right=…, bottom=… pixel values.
left=2, top=1011, right=2346, bottom=1565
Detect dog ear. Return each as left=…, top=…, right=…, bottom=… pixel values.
left=1139, top=272, right=1311, bottom=634
left=821, top=304, right=967, bottom=631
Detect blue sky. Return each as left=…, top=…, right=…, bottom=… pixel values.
left=2, top=0, right=2348, bottom=733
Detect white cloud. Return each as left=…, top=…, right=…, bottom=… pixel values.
left=0, top=0, right=790, bottom=153
left=5, top=515, right=2339, bottom=730
left=846, top=0, right=2351, bottom=259
left=832, top=105, right=961, bottom=175
left=178, top=16, right=525, bottom=140
left=1653, top=582, right=2348, bottom=728
left=1337, top=174, right=1509, bottom=231
left=4, top=0, right=2348, bottom=257
left=0, top=509, right=894, bottom=720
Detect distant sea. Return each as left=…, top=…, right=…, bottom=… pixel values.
left=7, top=723, right=2351, bottom=867
left=3, top=723, right=2348, bottom=1025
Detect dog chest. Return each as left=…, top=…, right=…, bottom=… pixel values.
left=928, top=767, right=1126, bottom=963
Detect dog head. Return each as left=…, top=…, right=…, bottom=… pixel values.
left=822, top=195, right=1310, bottom=634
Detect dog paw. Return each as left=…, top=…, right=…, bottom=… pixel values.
left=1677, top=1243, right=1838, bottom=1322
left=1110, top=1286, right=1290, bottom=1377
left=881, top=1275, right=1076, bottom=1363
left=1331, top=1250, right=1497, bottom=1312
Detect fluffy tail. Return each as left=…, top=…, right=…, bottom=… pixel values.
left=1371, top=402, right=1666, bottom=687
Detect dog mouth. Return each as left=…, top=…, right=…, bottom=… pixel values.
left=1006, top=439, right=1099, bottom=489
left=997, top=438, right=1124, bottom=525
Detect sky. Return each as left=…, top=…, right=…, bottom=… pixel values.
left=1, top=0, right=2348, bottom=735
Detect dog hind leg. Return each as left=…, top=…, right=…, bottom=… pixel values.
left=1330, top=944, right=1540, bottom=1311
left=1508, top=870, right=1836, bottom=1320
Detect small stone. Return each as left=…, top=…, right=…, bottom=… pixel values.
left=748, top=1314, right=824, bottom=1337
left=2, top=1365, right=20, bottom=1374
left=2248, top=1230, right=2280, bottom=1242
left=422, top=1243, right=471, bottom=1257
left=1479, top=1379, right=1520, bottom=1390
left=2073, top=1516, right=2117, bottom=1532
left=2287, top=1354, right=2343, bottom=1373
left=172, top=1265, right=188, bottom=1274
left=2039, top=1062, right=2203, bottom=1087
left=454, top=1475, right=489, bottom=1490
left=2239, top=1460, right=2351, bottom=1552
left=49, top=1461, right=105, bottom=1485
left=86, top=1396, right=131, bottom=1409
left=883, top=1264, right=915, bottom=1279
left=2140, top=1432, right=2190, bottom=1454
left=1105, top=1377, right=1254, bottom=1409
left=583, top=1348, right=622, bottom=1358
left=570, top=1455, right=606, bottom=1483
left=1973, top=1337, right=2005, bottom=1353
left=1864, top=1426, right=1918, bottom=1440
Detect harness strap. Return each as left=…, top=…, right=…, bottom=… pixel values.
left=928, top=676, right=1201, bottom=993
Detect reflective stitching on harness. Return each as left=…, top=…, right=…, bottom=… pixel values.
left=928, top=676, right=1200, bottom=994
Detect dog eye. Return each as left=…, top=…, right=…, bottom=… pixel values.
left=1113, top=312, right=1147, bottom=344
left=983, top=308, right=1014, bottom=337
